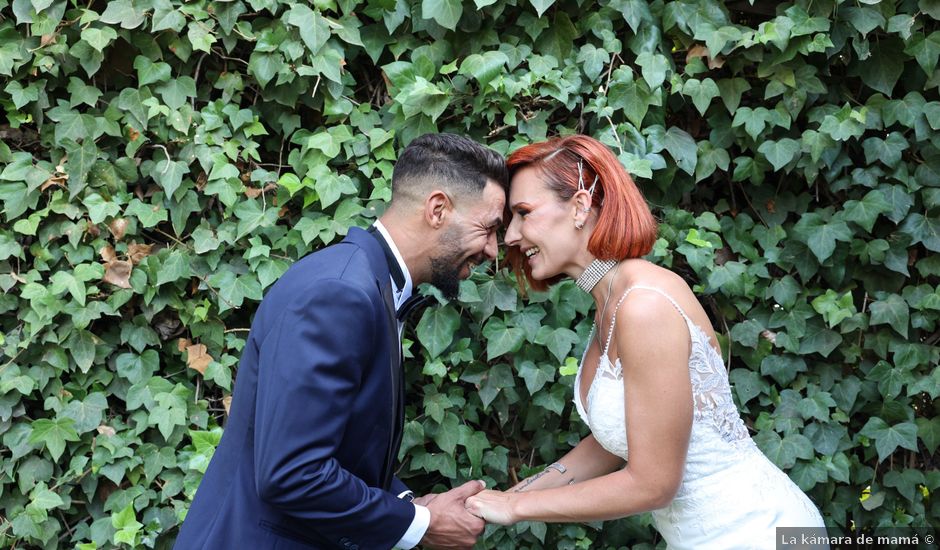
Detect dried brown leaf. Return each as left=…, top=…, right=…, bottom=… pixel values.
left=127, top=242, right=153, bottom=264
left=102, top=259, right=133, bottom=289
left=99, top=245, right=117, bottom=263
left=40, top=176, right=67, bottom=192
left=686, top=44, right=710, bottom=63
left=222, top=395, right=233, bottom=415
left=760, top=330, right=778, bottom=345
left=109, top=218, right=128, bottom=241
left=186, top=343, right=212, bottom=375
left=97, top=425, right=116, bottom=437
left=177, top=338, right=192, bottom=352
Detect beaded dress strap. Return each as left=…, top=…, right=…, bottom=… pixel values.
left=602, top=285, right=694, bottom=356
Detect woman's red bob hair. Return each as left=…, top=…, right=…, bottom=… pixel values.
left=505, top=135, right=658, bottom=291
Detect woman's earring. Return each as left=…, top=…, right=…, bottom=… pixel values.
left=575, top=220, right=585, bottom=230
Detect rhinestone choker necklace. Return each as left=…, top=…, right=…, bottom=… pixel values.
left=575, top=259, right=618, bottom=293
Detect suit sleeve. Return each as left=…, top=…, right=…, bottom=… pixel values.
left=391, top=476, right=411, bottom=497
left=253, top=278, right=414, bottom=548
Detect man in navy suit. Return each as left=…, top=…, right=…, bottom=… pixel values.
left=174, top=134, right=508, bottom=549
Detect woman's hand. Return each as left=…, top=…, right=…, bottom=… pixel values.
left=464, top=490, right=517, bottom=526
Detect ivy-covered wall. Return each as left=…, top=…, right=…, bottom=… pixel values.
left=1, top=0, right=938, bottom=548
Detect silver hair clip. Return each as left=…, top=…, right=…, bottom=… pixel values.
left=577, top=158, right=599, bottom=196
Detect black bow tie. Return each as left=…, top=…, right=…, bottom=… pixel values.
left=396, top=294, right=433, bottom=321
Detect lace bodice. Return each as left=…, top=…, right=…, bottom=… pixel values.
left=572, top=286, right=826, bottom=549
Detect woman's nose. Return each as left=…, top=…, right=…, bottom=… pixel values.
left=504, top=216, right=521, bottom=245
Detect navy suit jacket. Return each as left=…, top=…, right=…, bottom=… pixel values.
left=174, top=228, right=415, bottom=550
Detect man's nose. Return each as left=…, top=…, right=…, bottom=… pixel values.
left=484, top=232, right=498, bottom=260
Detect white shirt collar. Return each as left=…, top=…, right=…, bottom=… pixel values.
left=372, top=220, right=413, bottom=309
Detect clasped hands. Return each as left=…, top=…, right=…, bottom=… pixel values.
left=418, top=481, right=515, bottom=550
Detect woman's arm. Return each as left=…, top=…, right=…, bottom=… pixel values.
left=467, top=291, right=693, bottom=524
left=510, top=434, right=625, bottom=492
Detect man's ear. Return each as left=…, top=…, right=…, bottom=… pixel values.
left=424, top=190, right=451, bottom=229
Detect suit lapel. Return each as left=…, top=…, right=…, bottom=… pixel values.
left=343, top=228, right=405, bottom=490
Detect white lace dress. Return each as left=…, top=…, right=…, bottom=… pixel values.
left=574, top=286, right=826, bottom=550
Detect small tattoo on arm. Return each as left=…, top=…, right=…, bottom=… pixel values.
left=513, top=469, right=550, bottom=492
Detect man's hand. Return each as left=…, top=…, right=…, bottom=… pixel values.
left=413, top=493, right=438, bottom=507
left=419, top=480, right=486, bottom=550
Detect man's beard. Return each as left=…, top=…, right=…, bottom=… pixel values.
left=429, top=227, right=466, bottom=300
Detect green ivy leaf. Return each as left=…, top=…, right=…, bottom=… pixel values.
left=417, top=305, right=461, bottom=359
left=314, top=174, right=357, bottom=208
left=482, top=317, right=525, bottom=360
left=761, top=354, right=807, bottom=386
left=61, top=392, right=108, bottom=433
left=663, top=126, right=697, bottom=175
left=66, top=329, right=98, bottom=372
left=858, top=37, right=905, bottom=95
left=5, top=80, right=39, bottom=109
left=422, top=0, right=462, bottom=30
left=156, top=76, right=197, bottom=110
left=29, top=418, right=80, bottom=461
left=859, top=418, right=919, bottom=461
left=904, top=31, right=940, bottom=76
left=187, top=21, right=217, bottom=53
left=529, top=0, right=555, bottom=17
left=753, top=431, right=814, bottom=469
left=899, top=213, right=940, bottom=252
left=798, top=319, right=843, bottom=358
left=125, top=198, right=168, bottom=228
left=543, top=327, right=579, bottom=363
left=682, top=78, right=719, bottom=115
left=151, top=0, right=185, bottom=32
left=635, top=52, right=669, bottom=90
left=27, top=482, right=64, bottom=515
left=729, top=368, right=765, bottom=405
left=459, top=51, right=509, bottom=88
left=757, top=138, right=800, bottom=172
left=99, top=0, right=146, bottom=29
left=843, top=190, right=893, bottom=233
left=791, top=212, right=852, bottom=262
left=248, top=52, right=284, bottom=88
left=286, top=5, right=330, bottom=54
left=517, top=360, right=554, bottom=395
left=717, top=77, right=750, bottom=112
left=80, top=26, right=118, bottom=52
left=577, top=44, right=609, bottom=83
left=869, top=294, right=910, bottom=338
left=156, top=250, right=190, bottom=286
left=396, top=77, right=451, bottom=121
left=153, top=159, right=188, bottom=199
left=862, top=132, right=909, bottom=168
left=429, top=413, right=460, bottom=455
left=916, top=417, right=940, bottom=455
left=111, top=503, right=142, bottom=546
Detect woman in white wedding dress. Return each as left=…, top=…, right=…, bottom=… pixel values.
left=465, top=135, right=826, bottom=549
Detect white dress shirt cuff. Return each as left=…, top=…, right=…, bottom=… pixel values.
left=394, top=504, right=430, bottom=549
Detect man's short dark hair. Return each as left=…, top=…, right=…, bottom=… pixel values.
left=391, top=133, right=509, bottom=203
